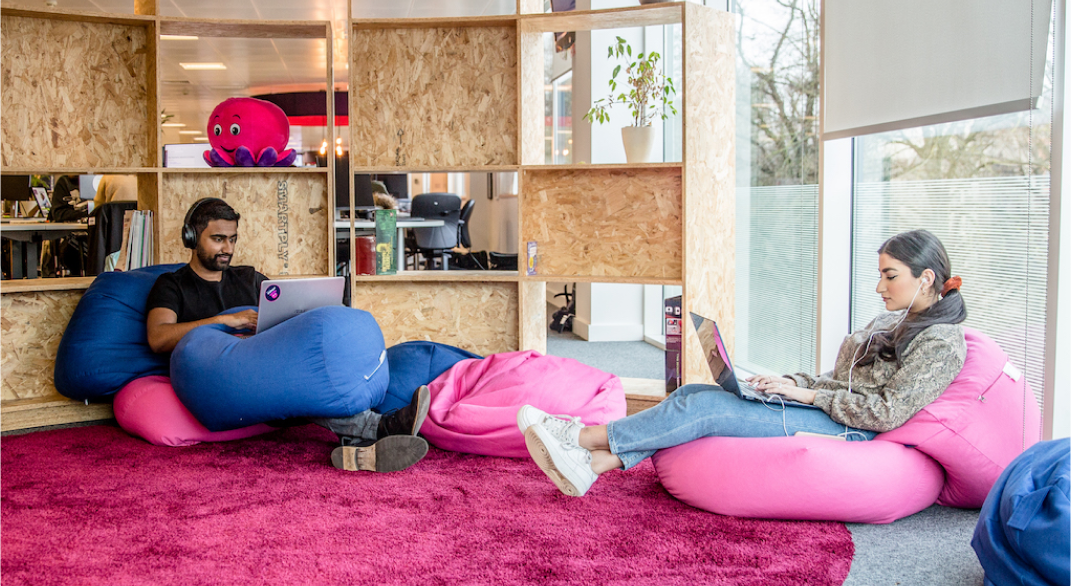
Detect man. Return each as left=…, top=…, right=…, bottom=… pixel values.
left=146, top=197, right=429, bottom=472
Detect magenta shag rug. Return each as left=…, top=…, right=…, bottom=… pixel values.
left=2, top=425, right=853, bottom=585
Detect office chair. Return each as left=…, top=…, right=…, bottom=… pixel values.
left=87, top=201, right=137, bottom=275
left=457, top=199, right=474, bottom=249
left=409, top=193, right=462, bottom=270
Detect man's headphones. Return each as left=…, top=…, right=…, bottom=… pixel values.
left=181, top=197, right=226, bottom=249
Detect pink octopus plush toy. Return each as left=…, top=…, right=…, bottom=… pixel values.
left=202, top=97, right=297, bottom=167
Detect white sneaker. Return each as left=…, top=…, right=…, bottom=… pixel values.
left=524, top=419, right=599, bottom=497
left=516, top=405, right=553, bottom=433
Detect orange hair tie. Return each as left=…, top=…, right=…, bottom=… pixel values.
left=941, top=276, right=962, bottom=296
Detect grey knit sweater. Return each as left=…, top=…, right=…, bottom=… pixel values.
left=786, top=311, right=966, bottom=432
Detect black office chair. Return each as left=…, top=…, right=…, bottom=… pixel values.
left=457, top=199, right=474, bottom=249
left=87, top=201, right=137, bottom=275
left=409, top=193, right=462, bottom=270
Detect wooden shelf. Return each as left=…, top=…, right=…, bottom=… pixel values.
left=1, top=167, right=158, bottom=175
left=159, top=167, right=328, bottom=174
left=518, top=3, right=684, bottom=33
left=159, top=17, right=329, bottom=39
left=522, top=275, right=683, bottom=285
left=352, top=271, right=519, bottom=283
left=350, top=15, right=518, bottom=30
left=0, top=277, right=94, bottom=294
left=350, top=165, right=521, bottom=174
left=1, top=397, right=113, bottom=432
left=522, top=162, right=683, bottom=172
left=0, top=4, right=155, bottom=25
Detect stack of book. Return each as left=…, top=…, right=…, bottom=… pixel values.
left=115, top=210, right=154, bottom=271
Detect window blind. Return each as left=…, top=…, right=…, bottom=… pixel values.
left=823, top=0, right=1052, bottom=139
left=851, top=176, right=1049, bottom=408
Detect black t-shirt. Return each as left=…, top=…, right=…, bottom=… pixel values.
left=146, top=264, right=268, bottom=323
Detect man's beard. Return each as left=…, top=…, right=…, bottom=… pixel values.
left=196, top=247, right=231, bottom=271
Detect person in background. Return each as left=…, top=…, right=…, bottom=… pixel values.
left=94, top=175, right=138, bottom=209
left=519, top=229, right=968, bottom=497
left=146, top=197, right=431, bottom=473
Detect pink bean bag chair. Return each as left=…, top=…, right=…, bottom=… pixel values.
left=652, top=327, right=1042, bottom=522
left=114, top=376, right=275, bottom=447
left=421, top=350, right=627, bottom=458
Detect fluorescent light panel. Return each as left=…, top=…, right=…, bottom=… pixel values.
left=161, top=123, right=186, bottom=127
left=179, top=62, right=227, bottom=71
left=160, top=35, right=199, bottom=40
left=178, top=130, right=202, bottom=135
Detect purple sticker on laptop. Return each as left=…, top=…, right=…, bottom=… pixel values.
left=265, top=284, right=281, bottom=301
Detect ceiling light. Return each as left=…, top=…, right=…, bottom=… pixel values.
left=180, top=62, right=227, bottom=71
left=319, top=140, right=327, bottom=156
left=161, top=35, right=199, bottom=40
left=179, top=130, right=202, bottom=135
left=193, top=137, right=209, bottom=142
left=162, top=123, right=186, bottom=127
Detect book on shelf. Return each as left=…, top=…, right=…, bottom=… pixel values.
left=113, top=210, right=154, bottom=272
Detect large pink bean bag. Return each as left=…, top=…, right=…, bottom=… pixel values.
left=878, top=327, right=1042, bottom=507
left=652, top=327, right=1042, bottom=522
left=421, top=350, right=627, bottom=458
left=114, top=376, right=275, bottom=447
left=654, top=436, right=945, bottom=524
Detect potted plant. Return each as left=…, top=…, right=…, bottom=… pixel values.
left=583, top=36, right=677, bottom=163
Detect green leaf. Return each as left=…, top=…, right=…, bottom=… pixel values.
left=627, top=45, right=632, bottom=57
left=613, top=65, right=621, bottom=79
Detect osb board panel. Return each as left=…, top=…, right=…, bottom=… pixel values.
left=350, top=26, right=518, bottom=167
left=159, top=173, right=329, bottom=276
left=521, top=168, right=682, bottom=279
left=682, top=6, right=735, bottom=385
left=0, top=290, right=81, bottom=402
left=518, top=29, right=544, bottom=166
left=1, top=16, right=151, bottom=168
left=350, top=282, right=518, bottom=356
left=518, top=279, right=546, bottom=354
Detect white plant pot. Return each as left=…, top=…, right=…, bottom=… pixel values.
left=621, top=126, right=657, bottom=164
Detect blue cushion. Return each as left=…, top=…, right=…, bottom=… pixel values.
left=171, top=306, right=389, bottom=431
left=54, top=264, right=185, bottom=401
left=376, top=341, right=481, bottom=413
left=972, top=438, right=1070, bottom=586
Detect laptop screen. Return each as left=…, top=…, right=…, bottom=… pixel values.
left=690, top=312, right=741, bottom=394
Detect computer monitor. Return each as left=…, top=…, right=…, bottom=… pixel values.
left=354, top=174, right=375, bottom=208
left=1, top=175, right=31, bottom=202
left=376, top=174, right=409, bottom=199
left=78, top=175, right=100, bottom=200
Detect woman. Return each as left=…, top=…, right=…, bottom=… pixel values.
left=519, top=229, right=968, bottom=497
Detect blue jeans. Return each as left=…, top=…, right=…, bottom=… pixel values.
left=606, top=384, right=877, bottom=470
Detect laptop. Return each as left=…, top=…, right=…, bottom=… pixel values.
left=690, top=312, right=820, bottom=410
left=256, top=276, right=346, bottom=333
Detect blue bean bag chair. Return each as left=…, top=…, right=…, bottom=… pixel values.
left=171, top=305, right=389, bottom=431
left=972, top=438, right=1070, bottom=586
left=54, top=264, right=184, bottom=401
left=377, top=341, right=481, bottom=413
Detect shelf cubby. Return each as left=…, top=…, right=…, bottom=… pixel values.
left=158, top=171, right=332, bottom=276
left=520, top=166, right=683, bottom=281
left=349, top=19, right=519, bottom=168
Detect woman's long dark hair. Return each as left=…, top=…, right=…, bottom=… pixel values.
left=857, top=230, right=967, bottom=366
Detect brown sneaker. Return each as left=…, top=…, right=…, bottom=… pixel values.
left=376, top=385, right=431, bottom=438
left=330, top=435, right=429, bottom=473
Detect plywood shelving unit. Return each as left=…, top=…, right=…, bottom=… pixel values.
left=347, top=2, right=736, bottom=389
left=0, top=0, right=735, bottom=428
left=0, top=1, right=336, bottom=428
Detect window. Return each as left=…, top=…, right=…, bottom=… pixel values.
left=731, top=0, right=821, bottom=376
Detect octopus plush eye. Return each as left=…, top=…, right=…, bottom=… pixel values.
left=213, top=124, right=222, bottom=136
left=229, top=123, right=241, bottom=136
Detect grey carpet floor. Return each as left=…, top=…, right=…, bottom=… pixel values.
left=546, top=326, right=985, bottom=586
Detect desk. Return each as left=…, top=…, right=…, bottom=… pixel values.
left=1, top=222, right=88, bottom=279
left=335, top=218, right=445, bottom=273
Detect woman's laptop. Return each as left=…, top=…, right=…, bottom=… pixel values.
left=689, top=312, right=820, bottom=409
left=256, top=276, right=345, bottom=333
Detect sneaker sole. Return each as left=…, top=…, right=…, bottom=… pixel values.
left=524, top=427, right=582, bottom=497
left=411, top=385, right=431, bottom=436
left=331, top=435, right=429, bottom=473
